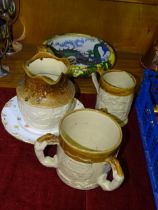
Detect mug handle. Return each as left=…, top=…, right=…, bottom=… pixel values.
left=97, top=157, right=124, bottom=191
left=91, top=72, right=100, bottom=93
left=91, top=66, right=105, bottom=94
left=34, top=133, right=59, bottom=168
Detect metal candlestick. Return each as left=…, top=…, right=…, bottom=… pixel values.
left=0, top=14, right=10, bottom=77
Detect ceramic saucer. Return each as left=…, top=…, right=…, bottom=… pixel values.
left=1, top=96, right=84, bottom=144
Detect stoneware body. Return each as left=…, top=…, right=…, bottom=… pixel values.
left=16, top=49, right=75, bottom=131
left=94, top=70, right=136, bottom=126
left=34, top=109, right=124, bottom=191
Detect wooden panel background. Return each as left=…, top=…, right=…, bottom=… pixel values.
left=13, top=0, right=158, bottom=55
left=101, top=0, right=158, bottom=5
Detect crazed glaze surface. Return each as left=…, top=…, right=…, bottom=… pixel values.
left=16, top=48, right=75, bottom=107
left=95, top=70, right=136, bottom=126
left=17, top=97, right=74, bottom=131
left=16, top=78, right=75, bottom=108
left=96, top=87, right=134, bottom=125
left=16, top=49, right=76, bottom=131
left=34, top=109, right=124, bottom=191
left=56, top=147, right=111, bottom=190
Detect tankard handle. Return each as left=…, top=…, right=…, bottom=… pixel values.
left=97, top=157, right=124, bottom=191
left=91, top=65, right=105, bottom=94
left=34, top=133, right=59, bottom=168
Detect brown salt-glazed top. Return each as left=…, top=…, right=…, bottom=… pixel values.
left=16, top=49, right=75, bottom=108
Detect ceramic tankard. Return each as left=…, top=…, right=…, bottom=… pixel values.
left=34, top=109, right=124, bottom=191
left=16, top=48, right=75, bottom=132
left=93, top=70, right=136, bottom=126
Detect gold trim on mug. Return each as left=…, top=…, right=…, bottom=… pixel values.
left=100, top=70, right=136, bottom=96
left=59, top=108, right=122, bottom=163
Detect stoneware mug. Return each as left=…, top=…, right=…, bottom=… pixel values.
left=93, top=70, right=136, bottom=126
left=34, top=108, right=124, bottom=191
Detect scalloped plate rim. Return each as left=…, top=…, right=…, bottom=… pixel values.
left=1, top=96, right=84, bottom=144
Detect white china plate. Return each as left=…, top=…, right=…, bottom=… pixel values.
left=1, top=96, right=84, bottom=144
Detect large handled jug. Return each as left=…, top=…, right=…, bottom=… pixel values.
left=16, top=48, right=75, bottom=132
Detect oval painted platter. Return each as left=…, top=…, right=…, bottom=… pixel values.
left=43, top=33, right=116, bottom=77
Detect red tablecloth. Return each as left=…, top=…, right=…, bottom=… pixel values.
left=0, top=88, right=156, bottom=210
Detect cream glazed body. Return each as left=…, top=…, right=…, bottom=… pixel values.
left=17, top=97, right=74, bottom=131
left=95, top=87, right=134, bottom=125
left=35, top=143, right=111, bottom=190
left=94, top=70, right=136, bottom=126
left=16, top=49, right=75, bottom=131
left=34, top=109, right=124, bottom=191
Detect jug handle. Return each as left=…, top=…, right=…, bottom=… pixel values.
left=34, top=133, right=59, bottom=168
left=97, top=157, right=124, bottom=191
